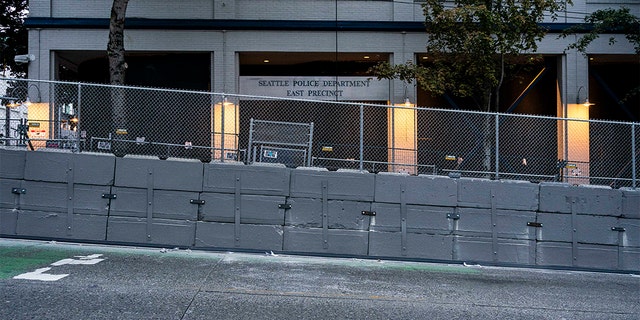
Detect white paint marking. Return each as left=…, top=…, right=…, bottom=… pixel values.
left=13, top=267, right=69, bottom=281
left=14, top=254, right=106, bottom=282
left=76, top=254, right=103, bottom=260
left=51, top=254, right=105, bottom=266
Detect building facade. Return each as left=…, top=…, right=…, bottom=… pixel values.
left=14, top=0, right=640, bottom=176
left=22, top=0, right=638, bottom=112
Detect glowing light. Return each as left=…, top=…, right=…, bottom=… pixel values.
left=5, top=100, right=21, bottom=108
left=213, top=99, right=239, bottom=161
left=388, top=99, right=417, bottom=174
left=566, top=103, right=590, bottom=184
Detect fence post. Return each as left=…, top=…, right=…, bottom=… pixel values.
left=76, top=83, right=82, bottom=153
left=209, top=92, right=215, bottom=162
left=495, top=113, right=499, bottom=180
left=220, top=94, right=226, bottom=162
left=633, top=123, right=637, bottom=189
left=308, top=122, right=314, bottom=167
left=359, top=104, right=364, bottom=172
left=4, top=100, right=9, bottom=146
left=248, top=118, right=254, bottom=164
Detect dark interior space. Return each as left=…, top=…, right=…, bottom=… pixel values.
left=56, top=51, right=212, bottom=160
left=57, top=51, right=211, bottom=90
left=416, top=55, right=559, bottom=116
left=588, top=55, right=639, bottom=186
left=415, top=55, right=560, bottom=177
left=588, top=55, right=639, bottom=122
left=239, top=52, right=389, bottom=77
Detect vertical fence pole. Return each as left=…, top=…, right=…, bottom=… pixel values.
left=359, top=104, right=364, bottom=172
left=307, top=122, right=314, bottom=167
left=390, top=104, right=395, bottom=170
left=633, top=123, right=637, bottom=189
left=4, top=99, right=10, bottom=146
left=76, top=83, right=82, bottom=153
left=248, top=118, right=254, bottom=164
left=495, top=113, right=499, bottom=180
left=562, top=112, right=569, bottom=183
left=220, top=94, right=225, bottom=162
left=209, top=92, right=215, bottom=162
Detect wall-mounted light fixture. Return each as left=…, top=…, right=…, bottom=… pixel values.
left=4, top=99, right=21, bottom=108
left=14, top=54, right=35, bottom=65
left=27, top=83, right=42, bottom=104
left=576, top=86, right=595, bottom=107
left=1, top=83, right=41, bottom=107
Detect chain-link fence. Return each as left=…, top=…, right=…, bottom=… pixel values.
left=1, top=78, right=637, bottom=188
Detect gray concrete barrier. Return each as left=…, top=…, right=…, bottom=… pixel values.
left=2, top=150, right=114, bottom=241
left=195, top=162, right=290, bottom=251
left=107, top=156, right=202, bottom=246
left=0, top=148, right=638, bottom=272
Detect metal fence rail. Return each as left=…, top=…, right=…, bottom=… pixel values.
left=1, top=78, right=637, bottom=188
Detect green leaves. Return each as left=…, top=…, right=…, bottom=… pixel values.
left=562, top=7, right=640, bottom=54
left=371, top=0, right=568, bottom=111
left=0, top=0, right=28, bottom=77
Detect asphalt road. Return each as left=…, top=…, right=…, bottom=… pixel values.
left=1, top=238, right=638, bottom=320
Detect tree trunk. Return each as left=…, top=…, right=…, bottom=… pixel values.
left=107, top=0, right=129, bottom=156
left=495, top=53, right=505, bottom=112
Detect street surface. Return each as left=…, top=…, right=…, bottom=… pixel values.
left=1, top=238, right=638, bottom=319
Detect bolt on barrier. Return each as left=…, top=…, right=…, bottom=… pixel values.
left=1, top=78, right=637, bottom=188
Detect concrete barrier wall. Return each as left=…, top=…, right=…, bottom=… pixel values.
left=1, top=148, right=638, bottom=272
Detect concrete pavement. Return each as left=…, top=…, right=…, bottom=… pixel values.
left=1, top=238, right=639, bottom=319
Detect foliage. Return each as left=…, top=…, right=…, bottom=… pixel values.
left=562, top=7, right=640, bottom=54
left=0, top=0, right=28, bottom=77
left=562, top=7, right=640, bottom=104
left=371, top=0, right=569, bottom=111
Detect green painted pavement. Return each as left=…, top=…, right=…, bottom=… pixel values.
left=0, top=246, right=75, bottom=279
